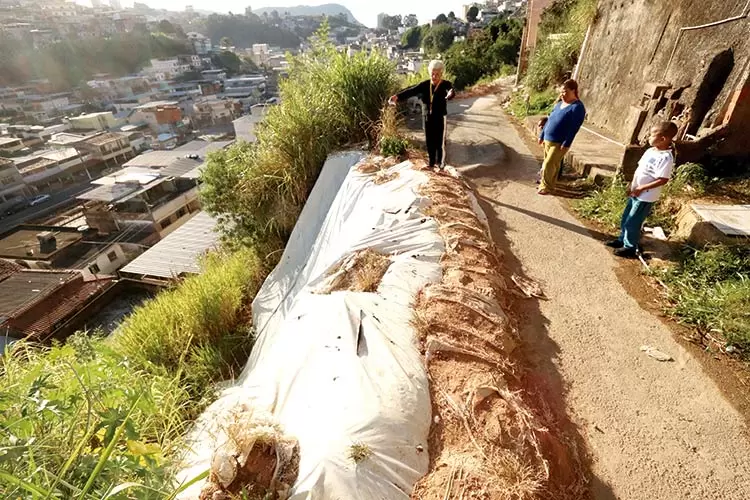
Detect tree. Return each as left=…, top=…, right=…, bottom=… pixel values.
left=435, top=14, right=448, bottom=24
left=213, top=50, right=241, bottom=75
left=271, top=10, right=280, bottom=21
left=422, top=24, right=454, bottom=54
left=245, top=6, right=252, bottom=16
left=158, top=19, right=176, bottom=34
left=220, top=37, right=232, bottom=48
left=467, top=6, right=479, bottom=22
left=448, top=11, right=456, bottom=20
left=403, top=14, right=418, bottom=28
left=400, top=26, right=423, bottom=49
left=385, top=14, right=402, bottom=31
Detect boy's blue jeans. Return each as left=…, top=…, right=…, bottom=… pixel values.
left=617, top=197, right=653, bottom=249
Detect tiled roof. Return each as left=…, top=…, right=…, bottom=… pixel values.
left=8, top=277, right=113, bottom=339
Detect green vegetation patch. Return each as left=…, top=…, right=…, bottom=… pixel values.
left=0, top=249, right=260, bottom=498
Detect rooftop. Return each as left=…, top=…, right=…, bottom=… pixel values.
left=120, top=212, right=218, bottom=280
left=0, top=270, right=78, bottom=319
left=76, top=182, right=141, bottom=203
left=49, top=132, right=88, bottom=145
left=0, top=227, right=82, bottom=260
left=134, top=100, right=179, bottom=110
left=0, top=137, right=22, bottom=146
left=82, top=132, right=126, bottom=146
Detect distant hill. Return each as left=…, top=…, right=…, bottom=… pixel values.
left=253, top=4, right=361, bottom=25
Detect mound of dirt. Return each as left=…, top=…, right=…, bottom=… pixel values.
left=411, top=171, right=587, bottom=500
left=199, top=409, right=300, bottom=500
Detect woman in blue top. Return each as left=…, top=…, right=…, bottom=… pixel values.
left=537, top=79, right=586, bottom=195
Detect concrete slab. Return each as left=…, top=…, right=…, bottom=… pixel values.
left=525, top=115, right=625, bottom=179
left=692, top=204, right=750, bottom=236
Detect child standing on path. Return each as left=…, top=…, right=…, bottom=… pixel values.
left=607, top=120, right=679, bottom=258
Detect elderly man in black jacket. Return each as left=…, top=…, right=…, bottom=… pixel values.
left=389, top=60, right=455, bottom=170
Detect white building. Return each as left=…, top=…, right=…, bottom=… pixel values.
left=146, top=58, right=181, bottom=78
left=187, top=32, right=212, bottom=55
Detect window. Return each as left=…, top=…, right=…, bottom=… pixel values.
left=159, top=218, right=172, bottom=230
left=107, top=250, right=118, bottom=262
left=89, top=263, right=100, bottom=274
left=175, top=207, right=186, bottom=219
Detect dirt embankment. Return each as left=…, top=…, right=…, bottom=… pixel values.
left=410, top=164, right=589, bottom=500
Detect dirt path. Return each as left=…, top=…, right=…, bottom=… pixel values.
left=444, top=96, right=750, bottom=500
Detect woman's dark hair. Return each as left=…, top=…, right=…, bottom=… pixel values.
left=563, top=79, right=579, bottom=99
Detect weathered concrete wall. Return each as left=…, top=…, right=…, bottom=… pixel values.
left=577, top=0, right=750, bottom=156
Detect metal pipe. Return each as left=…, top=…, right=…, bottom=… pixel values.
left=581, top=125, right=626, bottom=147
left=664, top=0, right=750, bottom=78
left=573, top=24, right=592, bottom=81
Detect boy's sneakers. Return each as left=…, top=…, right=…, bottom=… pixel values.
left=614, top=247, right=638, bottom=259
left=605, top=239, right=624, bottom=248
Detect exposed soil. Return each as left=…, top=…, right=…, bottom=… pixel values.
left=443, top=95, right=750, bottom=499
left=411, top=171, right=588, bottom=500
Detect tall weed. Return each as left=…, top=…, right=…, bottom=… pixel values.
left=201, top=26, right=398, bottom=245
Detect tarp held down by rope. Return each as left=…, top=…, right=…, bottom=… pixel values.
left=177, top=153, right=450, bottom=498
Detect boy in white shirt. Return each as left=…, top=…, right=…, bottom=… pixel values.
left=606, top=120, right=679, bottom=258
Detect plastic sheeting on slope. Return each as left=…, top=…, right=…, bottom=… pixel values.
left=177, top=153, right=446, bottom=499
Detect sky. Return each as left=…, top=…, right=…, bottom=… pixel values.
left=82, top=1, right=465, bottom=28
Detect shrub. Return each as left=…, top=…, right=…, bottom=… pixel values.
left=509, top=88, right=558, bottom=118
left=663, top=162, right=709, bottom=197
left=524, top=0, right=597, bottom=91
left=658, top=245, right=750, bottom=354
left=201, top=23, right=398, bottom=246
left=380, top=136, right=409, bottom=157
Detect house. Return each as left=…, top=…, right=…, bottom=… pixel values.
left=0, top=264, right=114, bottom=342
left=233, top=105, right=268, bottom=142
left=68, top=111, right=122, bottom=131
left=187, top=32, right=212, bottom=55
left=131, top=101, right=183, bottom=134
left=201, top=69, right=227, bottom=81
left=0, top=137, right=24, bottom=153
left=177, top=54, right=203, bottom=70
left=76, top=140, right=231, bottom=240
left=13, top=148, right=92, bottom=189
left=193, top=98, right=241, bottom=126
left=0, top=158, right=32, bottom=212
left=76, top=132, right=134, bottom=166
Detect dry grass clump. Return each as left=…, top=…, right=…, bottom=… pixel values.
left=322, top=249, right=392, bottom=293
left=411, top=170, right=587, bottom=500
left=200, top=408, right=299, bottom=500
left=373, top=170, right=400, bottom=185
left=356, top=155, right=399, bottom=174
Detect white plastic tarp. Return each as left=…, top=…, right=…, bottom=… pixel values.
left=178, top=153, right=446, bottom=499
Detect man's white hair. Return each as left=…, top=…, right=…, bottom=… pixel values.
left=428, top=60, right=445, bottom=73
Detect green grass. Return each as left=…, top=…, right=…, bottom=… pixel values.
left=508, top=88, right=558, bottom=119
left=524, top=0, right=596, bottom=91
left=574, top=163, right=712, bottom=233
left=657, top=245, right=750, bottom=354
left=0, top=249, right=263, bottom=498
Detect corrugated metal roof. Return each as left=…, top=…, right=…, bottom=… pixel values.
left=124, top=151, right=186, bottom=168
left=120, top=212, right=219, bottom=279
left=174, top=140, right=233, bottom=153
left=160, top=158, right=203, bottom=177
